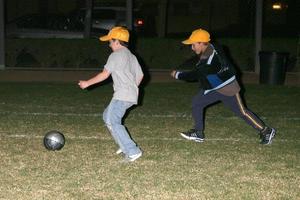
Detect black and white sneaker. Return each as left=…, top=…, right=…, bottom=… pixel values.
left=180, top=129, right=204, bottom=142
left=260, top=127, right=276, bottom=145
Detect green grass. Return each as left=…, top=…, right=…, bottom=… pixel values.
left=0, top=82, right=299, bottom=200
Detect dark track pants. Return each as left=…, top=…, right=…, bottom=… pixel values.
left=192, top=90, right=265, bottom=132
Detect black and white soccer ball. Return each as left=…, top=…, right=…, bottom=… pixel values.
left=43, top=130, right=65, bottom=151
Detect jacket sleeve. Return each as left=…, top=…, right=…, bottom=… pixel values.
left=176, top=61, right=221, bottom=82
left=176, top=69, right=199, bottom=81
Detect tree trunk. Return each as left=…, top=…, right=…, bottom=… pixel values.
left=157, top=0, right=168, bottom=38
left=255, top=0, right=262, bottom=73
left=0, top=0, right=5, bottom=69
left=126, top=0, right=133, bottom=30
left=84, top=0, right=93, bottom=38
left=39, top=0, right=48, bottom=15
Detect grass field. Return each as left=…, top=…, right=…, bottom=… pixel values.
left=0, top=82, right=299, bottom=200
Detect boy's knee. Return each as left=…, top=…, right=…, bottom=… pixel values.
left=192, top=101, right=206, bottom=109
left=103, top=113, right=108, bottom=124
left=103, top=114, right=112, bottom=130
left=105, top=114, right=120, bottom=126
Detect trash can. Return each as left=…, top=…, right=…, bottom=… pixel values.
left=259, top=51, right=289, bottom=85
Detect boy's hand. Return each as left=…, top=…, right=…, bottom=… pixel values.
left=170, top=70, right=176, bottom=78
left=78, top=81, right=89, bottom=89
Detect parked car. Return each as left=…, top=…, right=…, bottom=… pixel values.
left=5, top=13, right=85, bottom=38
left=6, top=6, right=156, bottom=39
left=7, top=14, right=74, bottom=30
left=69, top=6, right=156, bottom=36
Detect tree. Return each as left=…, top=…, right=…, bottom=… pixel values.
left=39, top=0, right=49, bottom=15
left=126, top=0, right=133, bottom=30
left=84, top=0, right=93, bottom=38
left=0, top=0, right=5, bottom=69
left=157, top=0, right=168, bottom=38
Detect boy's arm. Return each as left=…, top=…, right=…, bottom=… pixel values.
left=78, top=68, right=111, bottom=89
left=137, top=75, right=144, bottom=86
left=134, top=59, right=144, bottom=86
left=171, top=69, right=199, bottom=82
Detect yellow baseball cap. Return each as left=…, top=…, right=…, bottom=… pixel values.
left=99, top=26, right=129, bottom=42
left=182, top=28, right=210, bottom=45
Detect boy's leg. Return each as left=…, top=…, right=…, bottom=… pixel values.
left=103, top=105, right=123, bottom=150
left=181, top=90, right=222, bottom=142
left=221, top=93, right=265, bottom=131
left=192, top=90, right=222, bottom=131
left=103, top=99, right=141, bottom=156
left=221, top=93, right=276, bottom=144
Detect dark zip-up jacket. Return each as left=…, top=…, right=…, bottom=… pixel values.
left=175, top=43, right=237, bottom=94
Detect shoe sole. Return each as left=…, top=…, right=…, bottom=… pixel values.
left=180, top=133, right=204, bottom=142
left=265, top=128, right=276, bottom=145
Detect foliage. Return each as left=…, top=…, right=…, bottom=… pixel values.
left=5, top=37, right=299, bottom=71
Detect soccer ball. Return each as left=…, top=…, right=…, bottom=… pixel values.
left=43, top=130, right=65, bottom=151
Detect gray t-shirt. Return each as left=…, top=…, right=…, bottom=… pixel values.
left=104, top=48, right=143, bottom=104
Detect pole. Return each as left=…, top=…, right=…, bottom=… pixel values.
left=0, top=0, right=5, bottom=70
left=255, top=0, right=263, bottom=73
left=126, top=0, right=133, bottom=30
left=157, top=0, right=168, bottom=38
left=84, top=0, right=93, bottom=38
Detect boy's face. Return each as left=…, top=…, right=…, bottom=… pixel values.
left=191, top=42, right=208, bottom=55
left=109, top=39, right=119, bottom=51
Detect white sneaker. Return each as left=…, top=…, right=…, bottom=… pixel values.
left=121, top=152, right=142, bottom=163
left=128, top=152, right=142, bottom=162
left=116, top=148, right=123, bottom=155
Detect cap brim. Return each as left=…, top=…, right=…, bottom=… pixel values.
left=182, top=39, right=192, bottom=45
left=99, top=35, right=111, bottom=41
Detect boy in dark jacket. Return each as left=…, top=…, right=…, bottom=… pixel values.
left=171, top=28, right=275, bottom=145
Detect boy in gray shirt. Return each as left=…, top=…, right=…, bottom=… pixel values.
left=78, top=27, right=143, bottom=162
